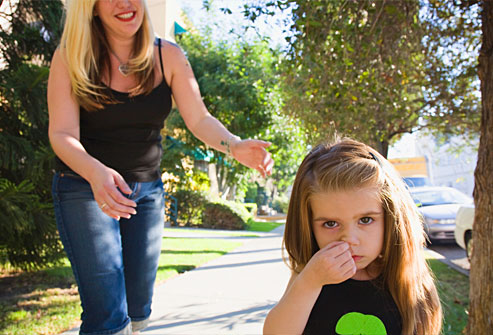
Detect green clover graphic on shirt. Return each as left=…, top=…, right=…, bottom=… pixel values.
left=335, top=312, right=387, bottom=335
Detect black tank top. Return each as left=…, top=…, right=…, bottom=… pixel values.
left=55, top=38, right=172, bottom=182
left=303, top=278, right=402, bottom=335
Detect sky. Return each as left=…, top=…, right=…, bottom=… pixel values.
left=178, top=0, right=292, bottom=50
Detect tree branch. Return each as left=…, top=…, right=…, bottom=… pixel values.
left=368, top=0, right=386, bottom=35
left=454, top=0, right=480, bottom=9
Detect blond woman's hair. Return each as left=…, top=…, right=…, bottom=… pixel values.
left=60, top=0, right=156, bottom=111
left=284, top=138, right=442, bottom=335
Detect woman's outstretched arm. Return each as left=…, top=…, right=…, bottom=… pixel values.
left=161, top=41, right=274, bottom=177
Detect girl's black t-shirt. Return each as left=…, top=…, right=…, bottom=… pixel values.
left=303, top=278, right=402, bottom=335
left=55, top=53, right=172, bottom=182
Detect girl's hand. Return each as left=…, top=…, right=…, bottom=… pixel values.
left=231, top=139, right=274, bottom=177
left=300, top=241, right=356, bottom=288
left=263, top=243, right=354, bottom=335
left=88, top=166, right=137, bottom=220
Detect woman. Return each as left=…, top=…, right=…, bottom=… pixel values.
left=47, top=0, right=274, bottom=334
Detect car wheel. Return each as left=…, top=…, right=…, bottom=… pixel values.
left=465, top=231, right=473, bottom=261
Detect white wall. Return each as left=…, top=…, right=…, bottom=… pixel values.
left=416, top=135, right=477, bottom=196
left=147, top=0, right=187, bottom=42
left=389, top=132, right=478, bottom=196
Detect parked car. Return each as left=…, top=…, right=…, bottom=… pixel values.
left=454, top=205, right=475, bottom=260
left=403, top=175, right=432, bottom=188
left=409, top=186, right=473, bottom=242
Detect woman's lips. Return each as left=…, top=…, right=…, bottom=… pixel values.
left=352, top=255, right=362, bottom=262
left=115, top=11, right=136, bottom=22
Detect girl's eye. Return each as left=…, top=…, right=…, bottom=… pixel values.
left=323, top=221, right=339, bottom=228
left=359, top=217, right=374, bottom=225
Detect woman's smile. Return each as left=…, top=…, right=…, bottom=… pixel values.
left=115, top=11, right=136, bottom=22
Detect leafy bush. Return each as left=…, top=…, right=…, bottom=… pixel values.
left=0, top=0, right=65, bottom=269
left=0, top=179, right=64, bottom=270
left=173, top=189, right=209, bottom=226
left=272, top=194, right=290, bottom=214
left=242, top=203, right=258, bottom=217
left=256, top=186, right=269, bottom=207
left=244, top=184, right=258, bottom=203
left=201, top=200, right=253, bottom=230
left=190, top=170, right=210, bottom=191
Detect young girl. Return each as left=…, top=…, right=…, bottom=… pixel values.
left=264, top=138, right=442, bottom=335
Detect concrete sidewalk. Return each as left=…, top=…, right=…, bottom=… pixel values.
left=62, top=225, right=290, bottom=335
left=144, top=224, right=289, bottom=334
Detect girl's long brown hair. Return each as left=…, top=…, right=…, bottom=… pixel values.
left=284, top=138, right=442, bottom=335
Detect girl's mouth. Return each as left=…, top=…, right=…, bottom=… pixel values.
left=352, top=255, right=362, bottom=262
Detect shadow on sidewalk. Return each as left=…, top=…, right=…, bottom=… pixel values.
left=227, top=247, right=282, bottom=256
left=193, top=257, right=284, bottom=271
left=145, top=303, right=276, bottom=332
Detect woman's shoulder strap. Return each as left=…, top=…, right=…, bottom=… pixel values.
left=156, top=37, right=165, bottom=78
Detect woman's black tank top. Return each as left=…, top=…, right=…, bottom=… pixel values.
left=55, top=38, right=172, bottom=182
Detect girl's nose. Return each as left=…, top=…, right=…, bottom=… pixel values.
left=340, top=227, right=360, bottom=246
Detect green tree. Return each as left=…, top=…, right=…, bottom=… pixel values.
left=163, top=31, right=281, bottom=199
left=258, top=111, right=307, bottom=200
left=0, top=0, right=64, bottom=269
left=286, top=1, right=426, bottom=156
left=242, top=0, right=480, bottom=156
left=421, top=0, right=480, bottom=139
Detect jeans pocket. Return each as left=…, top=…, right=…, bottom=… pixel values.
left=55, top=172, right=93, bottom=200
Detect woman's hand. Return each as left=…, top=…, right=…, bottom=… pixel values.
left=88, top=166, right=137, bottom=220
left=231, top=139, right=274, bottom=177
left=299, top=241, right=356, bottom=288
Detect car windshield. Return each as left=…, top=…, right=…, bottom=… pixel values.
left=403, top=177, right=432, bottom=187
left=411, top=189, right=472, bottom=207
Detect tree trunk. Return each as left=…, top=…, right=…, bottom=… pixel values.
left=375, top=140, right=389, bottom=158
left=466, top=2, right=493, bottom=334
left=208, top=163, right=219, bottom=197
left=216, top=163, right=228, bottom=196
left=226, top=184, right=236, bottom=201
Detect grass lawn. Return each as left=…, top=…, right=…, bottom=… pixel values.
left=163, top=227, right=259, bottom=237
left=0, top=259, right=82, bottom=335
left=426, top=256, right=470, bottom=335
left=246, top=220, right=284, bottom=232
left=165, top=219, right=284, bottom=234
left=155, top=237, right=241, bottom=283
left=0, top=237, right=241, bottom=335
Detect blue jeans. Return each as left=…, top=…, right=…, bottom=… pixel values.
left=52, top=172, right=164, bottom=334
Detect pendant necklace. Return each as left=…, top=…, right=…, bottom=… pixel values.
left=109, top=49, right=130, bottom=77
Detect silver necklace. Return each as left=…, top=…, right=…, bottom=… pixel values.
left=109, top=49, right=130, bottom=76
